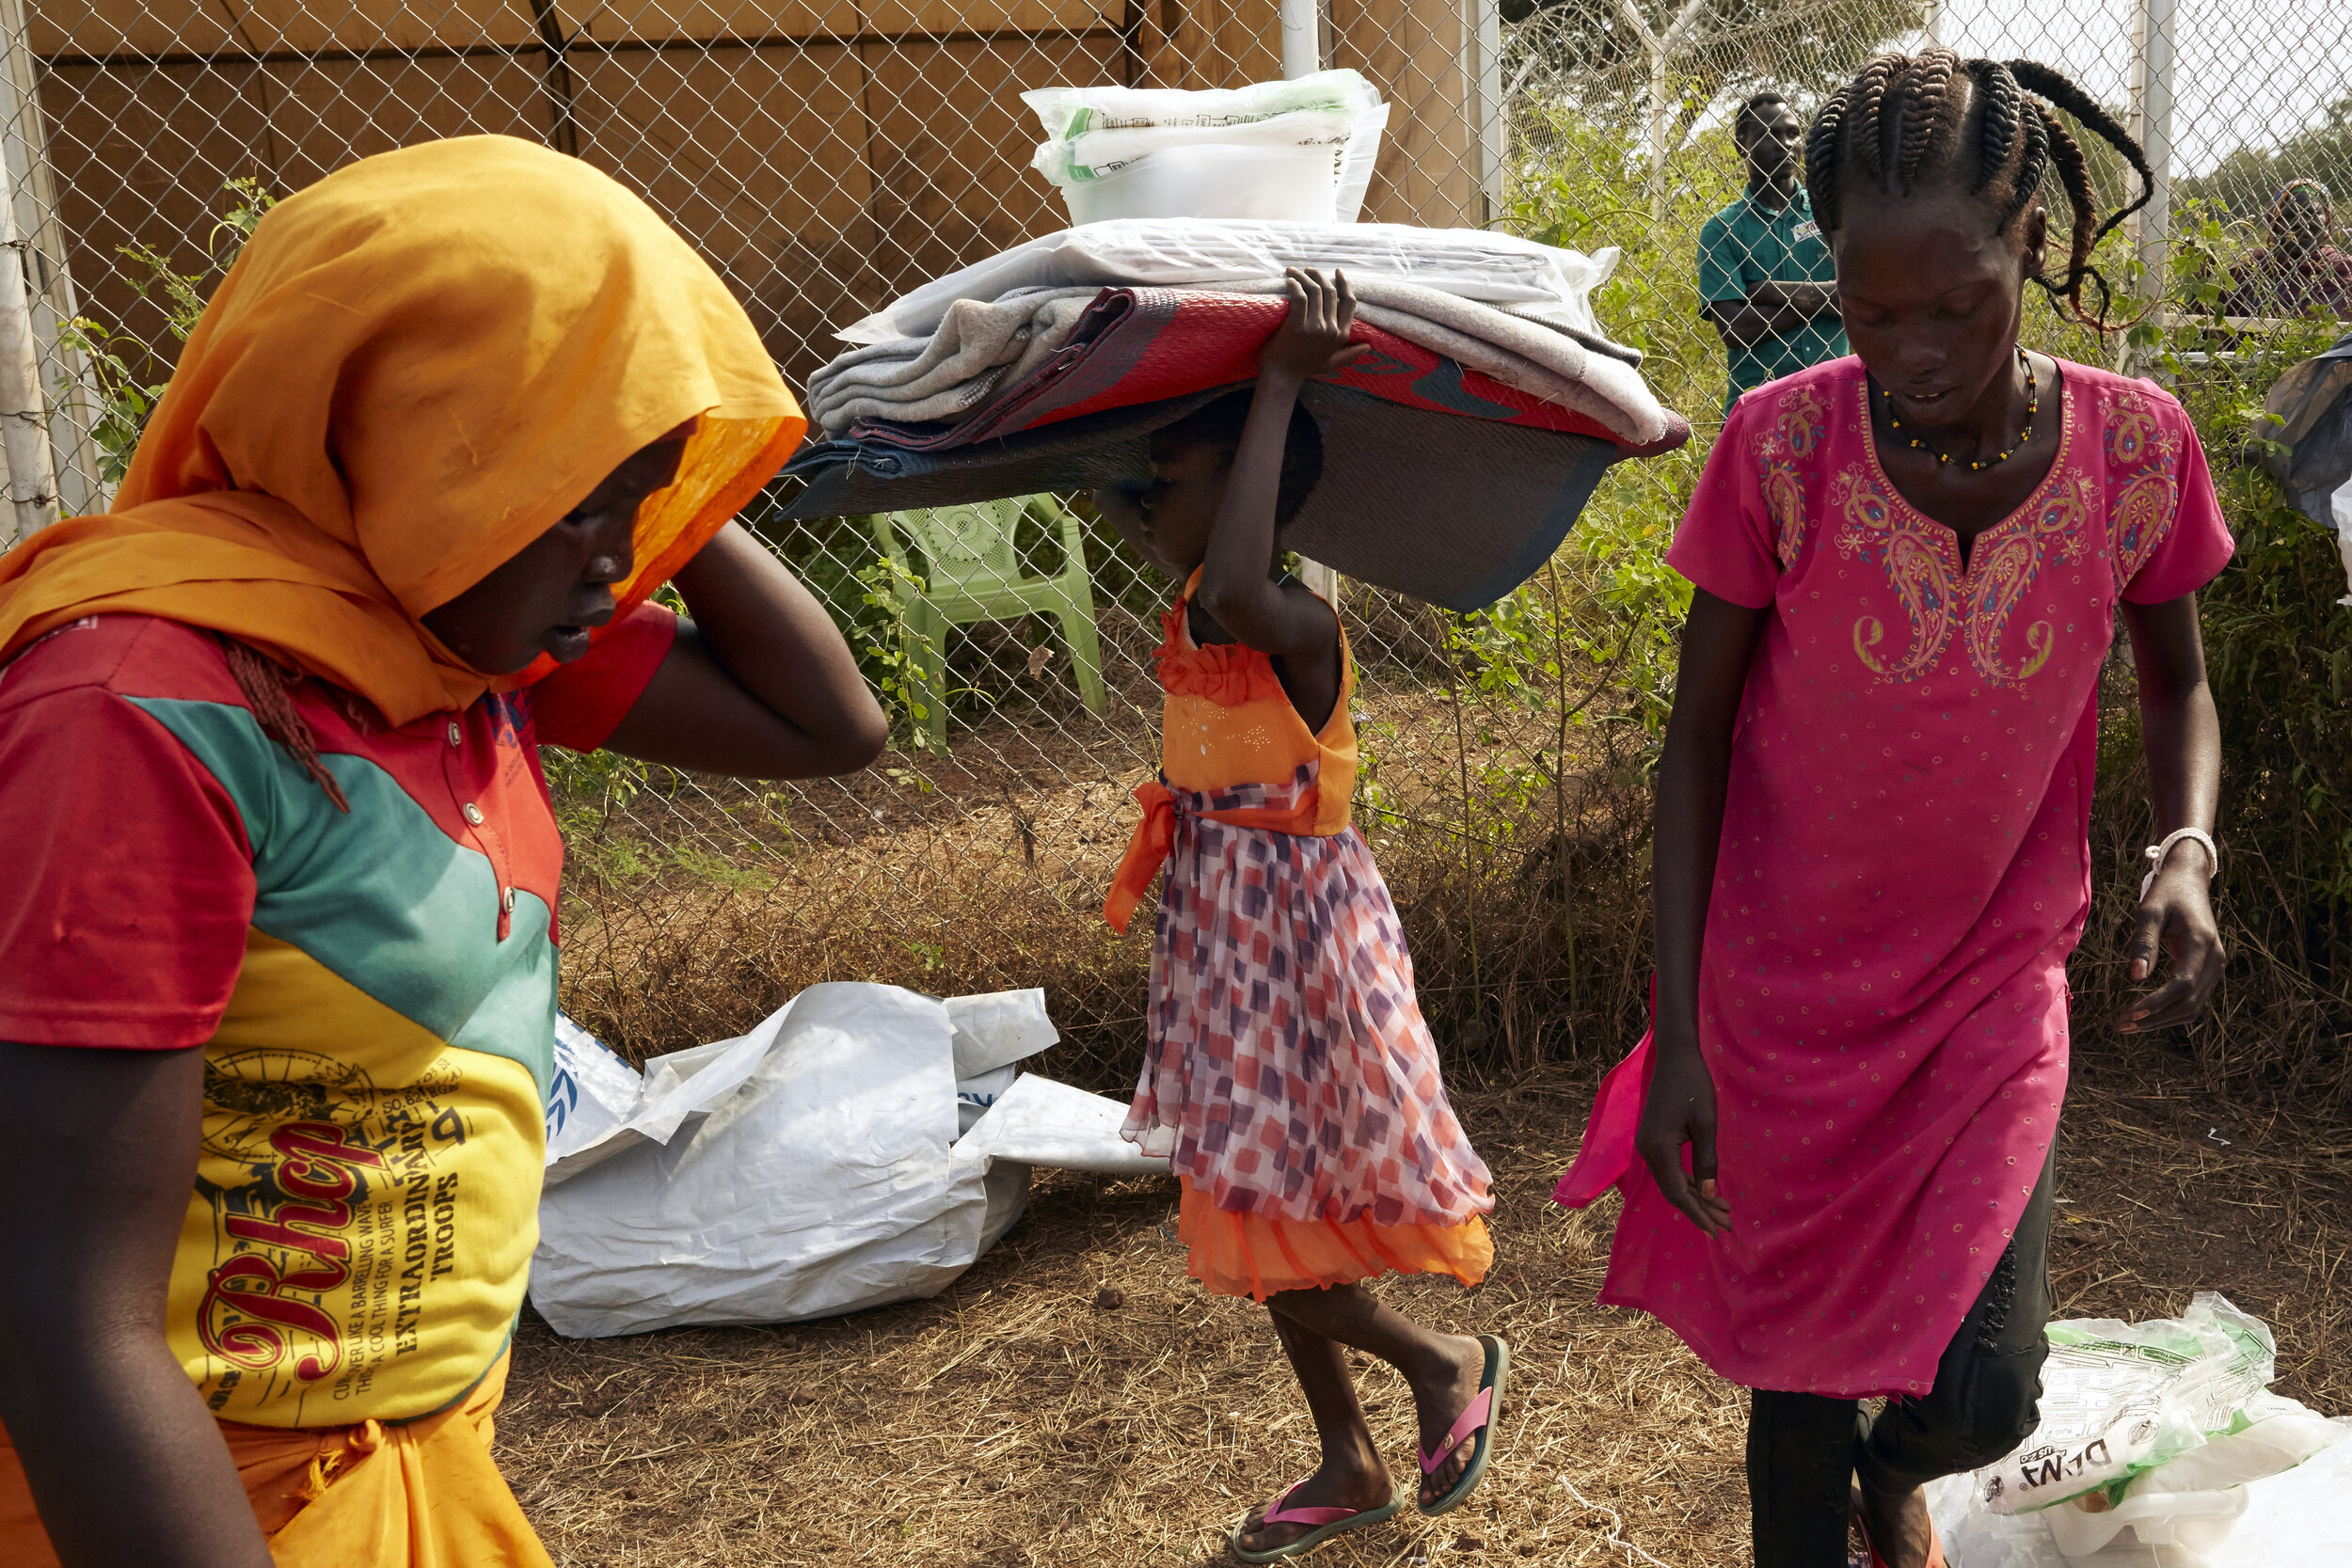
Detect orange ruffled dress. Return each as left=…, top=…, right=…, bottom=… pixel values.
left=1107, top=574, right=1495, bottom=1301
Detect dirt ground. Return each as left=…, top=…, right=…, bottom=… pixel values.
left=497, top=1037, right=2352, bottom=1568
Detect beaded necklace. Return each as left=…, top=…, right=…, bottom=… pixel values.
left=1881, top=346, right=2036, bottom=471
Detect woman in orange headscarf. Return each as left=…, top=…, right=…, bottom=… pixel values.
left=0, top=135, right=886, bottom=1567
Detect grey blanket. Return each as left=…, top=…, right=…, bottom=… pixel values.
left=807, top=277, right=1668, bottom=446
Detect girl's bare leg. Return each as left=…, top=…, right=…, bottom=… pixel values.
left=1230, top=1312, right=1392, bottom=1554
left=1269, top=1284, right=1486, bottom=1507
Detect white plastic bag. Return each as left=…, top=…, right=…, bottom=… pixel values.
left=1929, top=1416, right=2352, bottom=1568
left=1974, top=1293, right=2281, bottom=1514
left=1934, top=1292, right=2346, bottom=1564
left=1024, top=71, right=1387, bottom=224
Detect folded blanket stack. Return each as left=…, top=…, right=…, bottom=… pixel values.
left=787, top=220, right=1692, bottom=610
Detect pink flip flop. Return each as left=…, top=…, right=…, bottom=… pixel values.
left=1228, top=1481, right=1403, bottom=1563
left=1418, top=1335, right=1510, bottom=1516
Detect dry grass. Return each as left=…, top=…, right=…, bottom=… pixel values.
left=495, top=1039, right=2352, bottom=1568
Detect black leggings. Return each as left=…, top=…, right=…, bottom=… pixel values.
left=1745, top=1148, right=2057, bottom=1568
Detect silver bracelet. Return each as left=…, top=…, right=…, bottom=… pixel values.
left=2139, top=827, right=2218, bottom=900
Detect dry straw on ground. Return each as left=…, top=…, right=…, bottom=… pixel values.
left=498, top=1037, right=2352, bottom=1568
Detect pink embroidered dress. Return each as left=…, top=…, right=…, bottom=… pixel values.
left=1562, top=357, right=2233, bottom=1396
left=1112, top=574, right=1496, bottom=1301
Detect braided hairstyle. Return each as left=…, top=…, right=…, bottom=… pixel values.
left=1803, top=48, right=2153, bottom=329
left=221, top=636, right=359, bottom=812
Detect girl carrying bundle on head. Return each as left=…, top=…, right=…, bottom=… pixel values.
left=1556, top=52, right=2233, bottom=1568
left=1095, top=269, right=1507, bottom=1564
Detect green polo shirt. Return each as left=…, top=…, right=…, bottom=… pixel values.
left=1697, top=187, right=1848, bottom=412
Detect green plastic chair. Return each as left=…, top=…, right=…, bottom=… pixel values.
left=868, top=495, right=1106, bottom=749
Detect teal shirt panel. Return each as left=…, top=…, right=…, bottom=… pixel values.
left=126, top=695, right=558, bottom=1099
left=1697, top=189, right=1849, bottom=412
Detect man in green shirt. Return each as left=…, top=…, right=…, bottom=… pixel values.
left=1697, top=91, right=1848, bottom=413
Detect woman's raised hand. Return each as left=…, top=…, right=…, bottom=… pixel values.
left=1260, top=267, right=1368, bottom=385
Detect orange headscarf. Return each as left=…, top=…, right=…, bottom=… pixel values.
left=0, top=135, right=803, bottom=725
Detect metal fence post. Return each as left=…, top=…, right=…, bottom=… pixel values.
left=2134, top=0, right=2176, bottom=307
left=0, top=0, right=99, bottom=521
left=2119, top=0, right=2175, bottom=378
left=1287, top=0, right=1343, bottom=607
left=0, top=188, right=56, bottom=542
left=1468, top=0, right=1504, bottom=226
left=1280, top=0, right=1322, bottom=80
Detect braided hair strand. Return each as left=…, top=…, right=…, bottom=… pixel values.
left=1804, top=51, right=2155, bottom=331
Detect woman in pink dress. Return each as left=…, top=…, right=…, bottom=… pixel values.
left=1559, top=52, right=2233, bottom=1568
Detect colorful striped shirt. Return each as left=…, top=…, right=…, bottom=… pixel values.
left=0, top=608, right=674, bottom=1426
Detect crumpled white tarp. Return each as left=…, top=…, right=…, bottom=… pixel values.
left=531, top=985, right=1166, bottom=1338
left=835, top=219, right=1623, bottom=348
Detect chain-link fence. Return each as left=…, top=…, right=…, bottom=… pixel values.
left=4, top=0, right=2347, bottom=1085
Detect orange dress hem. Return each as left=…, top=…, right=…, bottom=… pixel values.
left=1178, top=1177, right=1493, bottom=1302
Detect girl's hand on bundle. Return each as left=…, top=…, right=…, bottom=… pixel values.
left=1635, top=1036, right=1732, bottom=1238
left=1260, top=267, right=1368, bottom=387
left=2117, top=851, right=2225, bottom=1034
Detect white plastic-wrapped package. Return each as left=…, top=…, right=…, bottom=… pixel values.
left=836, top=219, right=1622, bottom=347
left=1973, top=1294, right=2285, bottom=1514
left=1024, top=71, right=1388, bottom=225
left=1923, top=1293, right=2348, bottom=1566
left=1927, top=1418, right=2352, bottom=1567
left=529, top=983, right=1168, bottom=1338
left=1023, top=71, right=1381, bottom=143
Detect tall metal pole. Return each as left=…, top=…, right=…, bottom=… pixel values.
left=2122, top=0, right=2175, bottom=375
left=1279, top=0, right=1320, bottom=80
left=1615, top=0, right=1708, bottom=224
left=1468, top=0, right=1505, bottom=227
left=2136, top=0, right=2175, bottom=309
left=0, top=190, right=56, bottom=543
left=0, top=0, right=98, bottom=522
left=1281, top=0, right=1342, bottom=606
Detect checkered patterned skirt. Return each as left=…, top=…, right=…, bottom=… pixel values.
left=1120, top=767, right=1495, bottom=1292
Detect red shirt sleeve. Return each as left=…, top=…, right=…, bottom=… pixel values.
left=526, top=602, right=679, bottom=752
left=0, top=641, right=256, bottom=1048
left=1666, top=392, right=1782, bottom=609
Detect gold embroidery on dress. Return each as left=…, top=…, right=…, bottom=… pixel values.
left=1754, top=383, right=1830, bottom=568
left=2105, top=388, right=2182, bottom=583
left=1834, top=467, right=2090, bottom=689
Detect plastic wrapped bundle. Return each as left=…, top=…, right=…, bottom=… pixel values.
left=1024, top=71, right=1390, bottom=225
